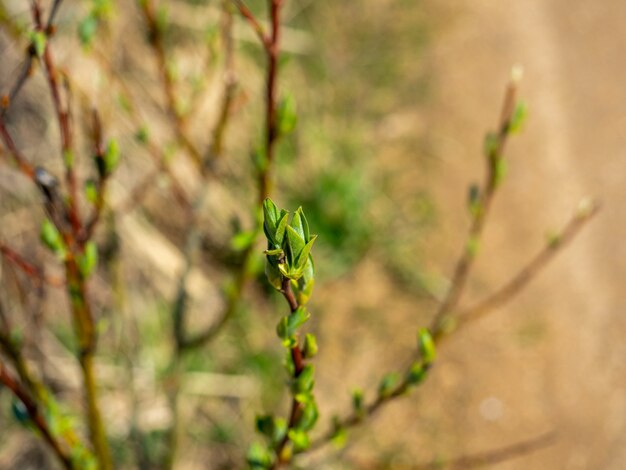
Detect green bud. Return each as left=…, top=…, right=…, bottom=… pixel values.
left=297, top=399, right=319, bottom=432
left=406, top=361, right=428, bottom=386
left=246, top=442, right=273, bottom=469
left=330, top=416, right=347, bottom=449
left=84, top=179, right=98, bottom=204
left=417, top=328, right=436, bottom=364
left=378, top=372, right=400, bottom=399
left=29, top=31, right=46, bottom=57
left=352, top=388, right=364, bottom=418
left=302, top=333, right=318, bottom=359
left=509, top=102, right=528, bottom=134
left=40, top=219, right=66, bottom=258
left=295, top=364, right=315, bottom=394
left=77, top=241, right=98, bottom=278
left=277, top=94, right=297, bottom=137
left=288, top=429, right=310, bottom=452
left=104, top=139, right=120, bottom=174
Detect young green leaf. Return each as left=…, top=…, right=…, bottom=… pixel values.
left=509, top=102, right=528, bottom=134
left=352, top=388, right=364, bottom=418
left=40, top=219, right=65, bottom=258
left=330, top=417, right=347, bottom=449
left=296, top=235, right=317, bottom=270
left=484, top=132, right=499, bottom=159
left=255, top=415, right=275, bottom=439
left=104, top=139, right=120, bottom=174
left=407, top=361, right=428, bottom=386
left=302, top=333, right=318, bottom=359
left=296, top=400, right=319, bottom=432
left=295, top=364, right=315, bottom=393
left=378, top=372, right=400, bottom=399
left=29, top=31, right=46, bottom=57
left=290, top=208, right=305, bottom=240
left=287, top=429, right=309, bottom=452
left=277, top=94, right=297, bottom=137
left=417, top=328, right=436, bottom=365
left=84, top=180, right=98, bottom=205
left=286, top=225, right=305, bottom=265
left=275, top=212, right=289, bottom=246
left=230, top=230, right=256, bottom=251
left=78, top=241, right=98, bottom=278
left=78, top=15, right=98, bottom=47
left=287, top=307, right=310, bottom=336
left=246, top=442, right=273, bottom=469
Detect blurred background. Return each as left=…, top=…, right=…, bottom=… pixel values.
left=0, top=0, right=624, bottom=468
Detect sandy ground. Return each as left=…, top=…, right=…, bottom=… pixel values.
left=310, top=1, right=625, bottom=468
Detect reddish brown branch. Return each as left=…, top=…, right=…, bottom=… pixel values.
left=0, top=360, right=73, bottom=469
left=0, top=242, right=63, bottom=288
left=259, top=0, right=282, bottom=204
left=139, top=0, right=204, bottom=171
left=0, top=115, right=35, bottom=179
left=232, top=0, right=271, bottom=48
left=31, top=0, right=82, bottom=237
left=272, top=278, right=306, bottom=468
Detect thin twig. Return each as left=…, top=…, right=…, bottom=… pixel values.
left=0, top=114, right=35, bottom=178
left=0, top=359, right=74, bottom=469
left=231, top=0, right=270, bottom=48
left=139, top=0, right=204, bottom=171
left=430, top=72, right=521, bottom=339
left=456, top=200, right=600, bottom=329
left=416, top=431, right=557, bottom=469
left=0, top=242, right=63, bottom=287
left=308, top=201, right=596, bottom=452
left=271, top=278, right=307, bottom=468
left=31, top=0, right=82, bottom=236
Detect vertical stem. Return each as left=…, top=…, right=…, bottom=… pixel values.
left=260, top=0, right=282, bottom=204
left=66, top=262, right=112, bottom=470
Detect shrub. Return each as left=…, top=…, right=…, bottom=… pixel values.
left=0, top=1, right=596, bottom=469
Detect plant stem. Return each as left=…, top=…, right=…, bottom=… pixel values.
left=271, top=278, right=306, bottom=468
left=0, top=360, right=74, bottom=469
left=260, top=0, right=282, bottom=204
left=66, top=262, right=112, bottom=470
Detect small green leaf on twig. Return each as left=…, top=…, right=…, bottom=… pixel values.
left=230, top=230, right=256, bottom=251
left=40, top=219, right=66, bottom=258
left=84, top=180, right=98, bottom=204
left=302, top=333, right=318, bottom=359
left=77, top=241, right=98, bottom=278
left=295, top=364, right=315, bottom=394
left=468, top=184, right=481, bottom=217
left=466, top=235, right=480, bottom=258
left=484, top=132, right=499, bottom=159
left=509, top=102, right=528, bottom=134
left=330, top=416, right=347, bottom=449
left=417, top=328, right=436, bottom=364
left=407, top=361, right=428, bottom=386
left=378, top=372, right=400, bottom=399
left=288, top=429, right=310, bottom=452
left=493, top=158, right=507, bottom=187
left=352, top=388, right=364, bottom=418
left=78, top=15, right=98, bottom=47
left=29, top=31, right=46, bottom=57
left=246, top=442, right=273, bottom=469
left=104, top=139, right=120, bottom=174
left=277, top=93, right=297, bottom=137
left=297, top=400, right=319, bottom=432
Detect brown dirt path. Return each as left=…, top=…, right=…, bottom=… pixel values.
left=419, top=0, right=626, bottom=467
